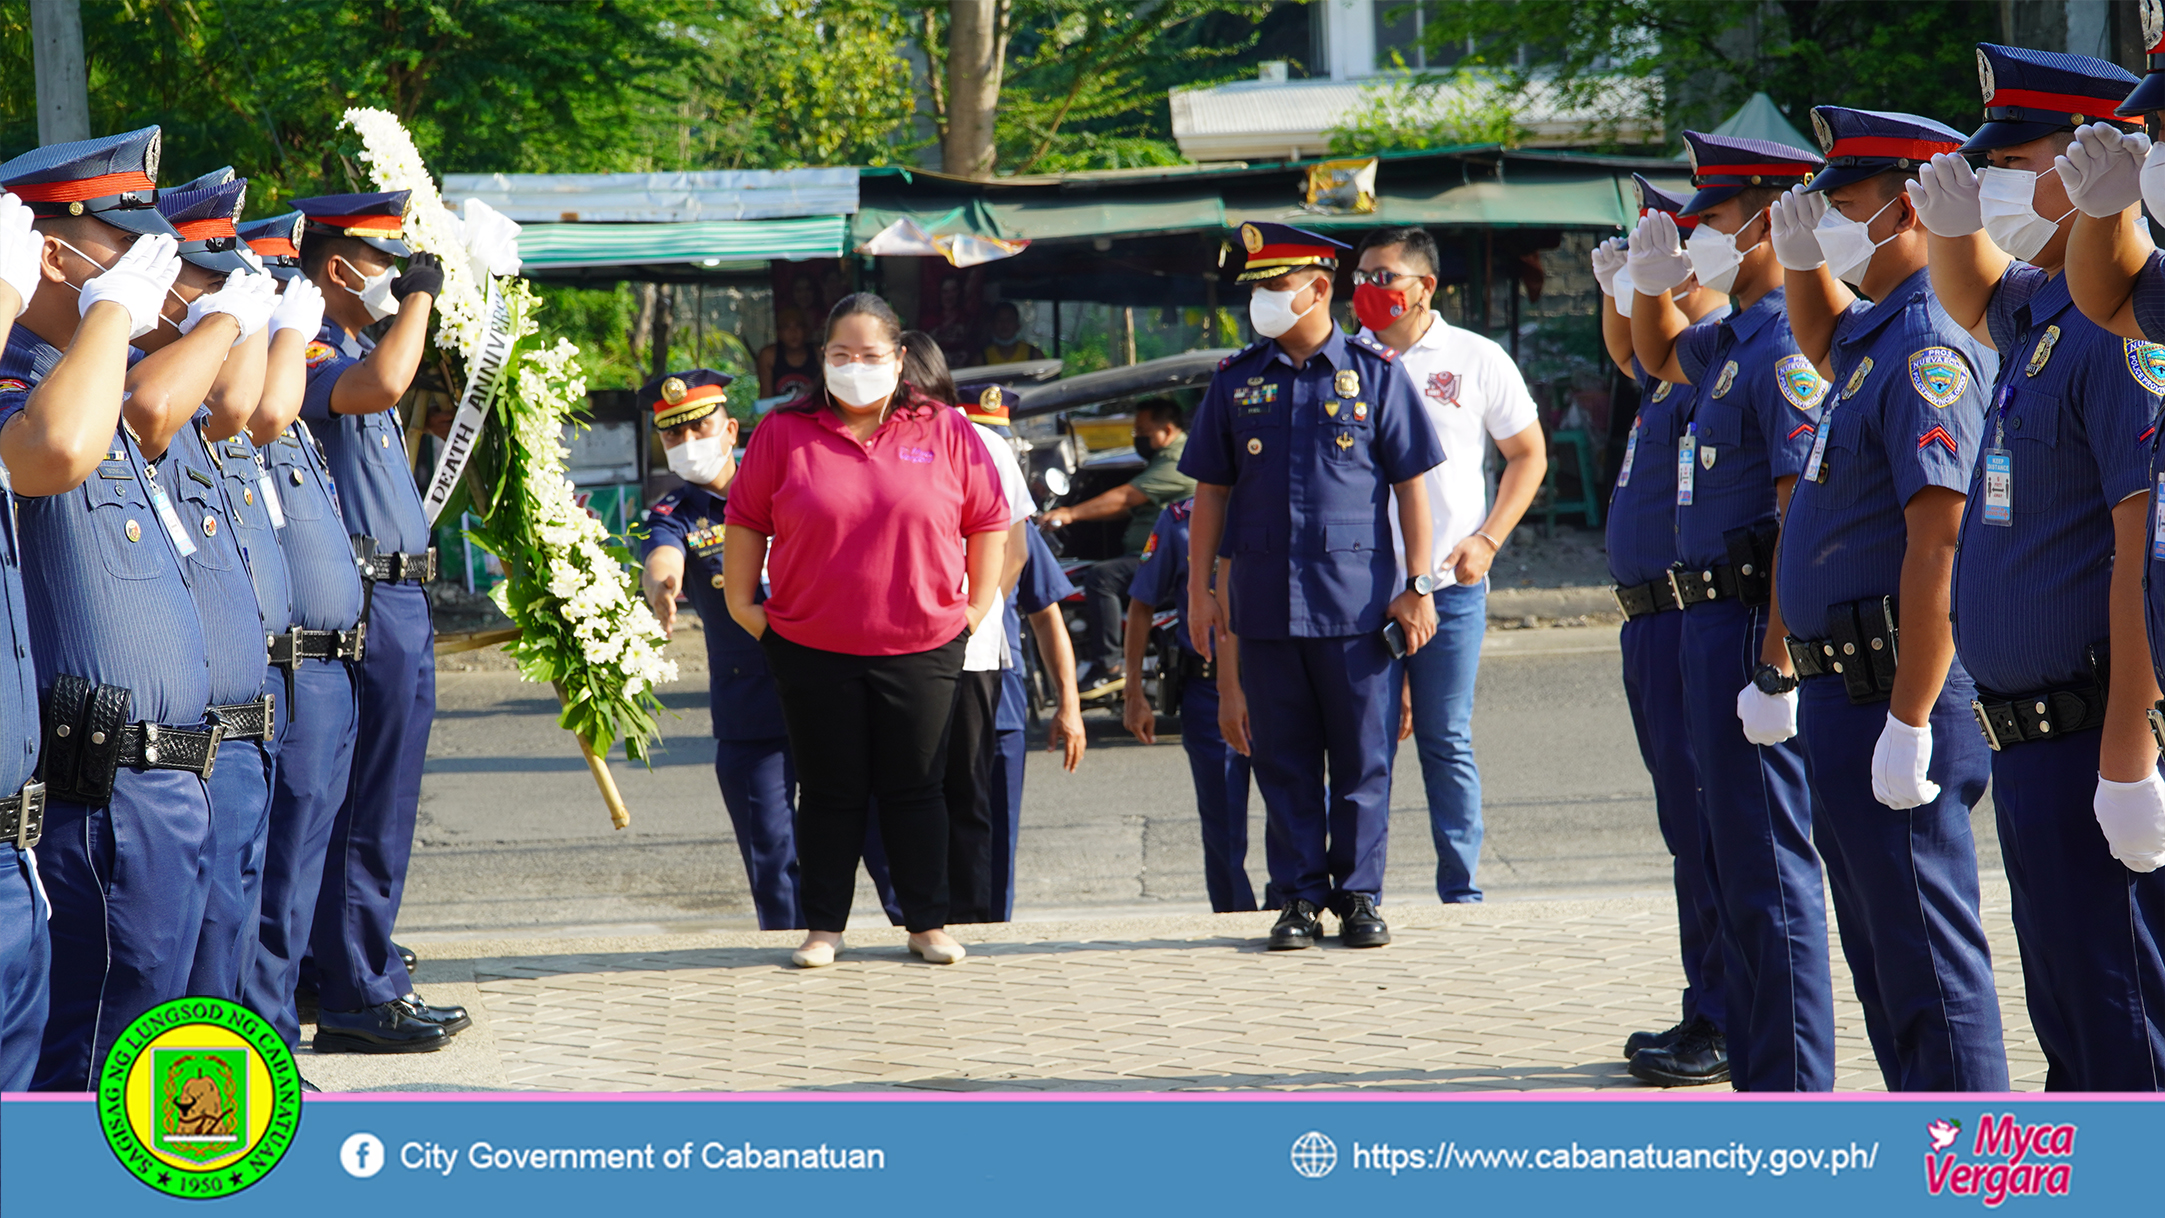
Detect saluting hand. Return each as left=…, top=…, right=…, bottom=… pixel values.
left=1387, top=590, right=1437, bottom=656
left=1905, top=152, right=1983, bottom=238
left=1590, top=236, right=1628, bottom=299
left=2057, top=123, right=2150, bottom=220
left=1768, top=185, right=1828, bottom=272
left=1624, top=211, right=1691, bottom=296
left=0, top=194, right=39, bottom=319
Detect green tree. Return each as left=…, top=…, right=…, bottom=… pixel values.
left=1327, top=62, right=1527, bottom=155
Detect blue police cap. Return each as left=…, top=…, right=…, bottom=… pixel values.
left=1962, top=43, right=2139, bottom=151
left=1234, top=221, right=1350, bottom=283
left=157, top=179, right=253, bottom=274
left=239, top=212, right=306, bottom=280
left=291, top=190, right=411, bottom=257
left=1630, top=173, right=1698, bottom=232
left=1679, top=130, right=1822, bottom=216
left=2118, top=7, right=2165, bottom=117
left=959, top=383, right=1018, bottom=427
left=175, top=165, right=235, bottom=194
left=1805, top=107, right=1968, bottom=192
left=0, top=125, right=178, bottom=238
left=642, top=368, right=734, bottom=429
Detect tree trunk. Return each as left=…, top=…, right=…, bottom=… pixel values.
left=943, top=0, right=1009, bottom=177
left=29, top=0, right=90, bottom=146
left=629, top=282, right=656, bottom=367
left=650, top=285, right=675, bottom=381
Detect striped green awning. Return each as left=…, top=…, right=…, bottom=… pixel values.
left=517, top=215, right=850, bottom=270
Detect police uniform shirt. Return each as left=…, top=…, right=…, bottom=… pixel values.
left=1128, top=498, right=1201, bottom=654
left=158, top=416, right=270, bottom=705
left=1776, top=267, right=1991, bottom=639
left=0, top=403, right=39, bottom=792
left=263, top=422, right=365, bottom=633
left=1953, top=264, right=2162, bottom=695
left=300, top=321, right=431, bottom=554
left=208, top=428, right=293, bottom=638
left=638, top=484, right=782, bottom=742
left=1605, top=348, right=1709, bottom=589
left=1179, top=328, right=1445, bottom=639
left=2124, top=253, right=2165, bottom=345
left=1673, top=287, right=1827, bottom=569
left=996, top=525, right=1077, bottom=735
left=0, top=326, right=210, bottom=726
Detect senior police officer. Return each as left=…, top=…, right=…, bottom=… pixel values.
left=1180, top=222, right=1444, bottom=951
left=292, top=188, right=464, bottom=1051
left=638, top=369, right=805, bottom=930
left=1763, top=107, right=2007, bottom=1091
left=1592, top=174, right=1730, bottom=1077
left=1625, top=131, right=1836, bottom=1091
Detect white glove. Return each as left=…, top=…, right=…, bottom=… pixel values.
left=0, top=193, right=39, bottom=318
left=2057, top=123, right=2150, bottom=219
left=1870, top=714, right=1941, bottom=809
left=1905, top=152, right=1984, bottom=238
left=268, top=276, right=325, bottom=338
left=77, top=232, right=179, bottom=339
left=1626, top=210, right=1692, bottom=296
left=1591, top=235, right=1628, bottom=298
left=184, top=266, right=279, bottom=341
left=2092, top=771, right=2165, bottom=873
left=461, top=197, right=522, bottom=278
left=1736, top=682, right=1799, bottom=746
left=1769, top=185, right=1829, bottom=271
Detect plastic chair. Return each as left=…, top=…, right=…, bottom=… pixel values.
left=1543, top=427, right=1602, bottom=534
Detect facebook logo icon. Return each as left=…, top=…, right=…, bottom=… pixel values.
left=341, top=1132, right=386, bottom=1179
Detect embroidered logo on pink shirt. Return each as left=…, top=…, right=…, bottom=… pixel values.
left=896, top=446, right=936, bottom=464
left=1426, top=370, right=1462, bottom=407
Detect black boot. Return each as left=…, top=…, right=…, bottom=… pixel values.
left=1268, top=899, right=1323, bottom=950
left=314, top=1001, right=452, bottom=1054
left=1623, top=1018, right=1692, bottom=1061
left=1627, top=1020, right=1729, bottom=1087
left=1333, top=892, right=1391, bottom=949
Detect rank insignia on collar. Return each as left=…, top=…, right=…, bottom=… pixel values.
left=1700, top=445, right=1717, bottom=470
left=1325, top=401, right=1339, bottom=417
left=1712, top=360, right=1739, bottom=399
left=1334, top=369, right=1359, bottom=397
left=1775, top=354, right=1827, bottom=410
left=1844, top=357, right=1873, bottom=398
left=2026, top=325, right=2060, bottom=377
left=1335, top=432, right=1355, bottom=450
left=1908, top=347, right=1968, bottom=409
left=1353, top=401, right=1368, bottom=420
left=2125, top=339, right=2165, bottom=396
left=1650, top=381, right=1673, bottom=402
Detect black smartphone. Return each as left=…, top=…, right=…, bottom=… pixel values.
left=1381, top=619, right=1407, bottom=659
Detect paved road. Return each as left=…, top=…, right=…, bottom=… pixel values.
left=403, top=621, right=2003, bottom=942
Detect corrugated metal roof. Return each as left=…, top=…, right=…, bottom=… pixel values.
left=440, top=168, right=858, bottom=224
left=1169, top=75, right=1660, bottom=161
left=517, top=215, right=849, bottom=270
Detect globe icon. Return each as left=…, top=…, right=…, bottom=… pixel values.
left=1289, top=1130, right=1337, bottom=1178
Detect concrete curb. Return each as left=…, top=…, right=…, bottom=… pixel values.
left=1486, top=585, right=1617, bottom=622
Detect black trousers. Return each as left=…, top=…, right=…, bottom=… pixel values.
left=762, top=629, right=967, bottom=932
left=944, top=669, right=1003, bottom=924
left=1083, top=554, right=1143, bottom=672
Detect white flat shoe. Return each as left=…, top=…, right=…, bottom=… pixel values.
left=910, top=938, right=966, bottom=965
left=791, top=938, right=841, bottom=968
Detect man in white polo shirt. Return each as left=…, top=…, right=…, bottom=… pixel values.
left=1357, top=226, right=1547, bottom=903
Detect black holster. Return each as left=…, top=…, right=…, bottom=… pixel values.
left=1827, top=596, right=1901, bottom=705
left=1721, top=523, right=1779, bottom=608
left=351, top=534, right=380, bottom=630
left=39, top=674, right=131, bottom=807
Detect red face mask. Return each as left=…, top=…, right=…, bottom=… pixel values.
left=1354, top=282, right=1418, bottom=334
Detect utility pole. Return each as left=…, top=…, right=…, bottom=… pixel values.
left=31, top=1, right=92, bottom=147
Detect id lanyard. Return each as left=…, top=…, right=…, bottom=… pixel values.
left=1803, top=382, right=1843, bottom=484
left=1617, top=416, right=1640, bottom=488
left=1675, top=423, right=1696, bottom=506
left=1980, top=385, right=2014, bottom=526
left=252, top=451, right=288, bottom=529
left=142, top=460, right=198, bottom=558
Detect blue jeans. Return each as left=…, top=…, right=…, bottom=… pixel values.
left=1405, top=579, right=1487, bottom=903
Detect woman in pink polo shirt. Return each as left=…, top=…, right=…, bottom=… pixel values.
left=722, top=294, right=1009, bottom=967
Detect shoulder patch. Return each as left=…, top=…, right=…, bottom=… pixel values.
left=1170, top=497, right=1194, bottom=521
left=303, top=340, right=336, bottom=369
left=1773, top=354, right=1826, bottom=410
left=1907, top=346, right=1968, bottom=409
left=0, top=378, right=26, bottom=395
left=1140, top=531, right=1159, bottom=560
left=2126, top=339, right=2165, bottom=397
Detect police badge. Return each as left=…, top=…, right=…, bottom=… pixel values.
left=1651, top=381, right=1672, bottom=402
left=1844, top=357, right=1873, bottom=399
left=1712, top=360, right=1739, bottom=399
left=1334, top=369, right=1359, bottom=397
left=2025, top=325, right=2060, bottom=377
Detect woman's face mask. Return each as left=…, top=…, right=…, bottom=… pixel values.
left=664, top=430, right=730, bottom=485
left=1249, top=277, right=1320, bottom=339
left=1978, top=167, right=2074, bottom=262
left=824, top=356, right=901, bottom=408
left=1685, top=213, right=1762, bottom=295
left=334, top=255, right=400, bottom=322
left=1815, top=195, right=1901, bottom=287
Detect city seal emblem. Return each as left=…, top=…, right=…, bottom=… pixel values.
left=99, top=997, right=302, bottom=1199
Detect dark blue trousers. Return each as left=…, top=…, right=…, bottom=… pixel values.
left=34, top=769, right=212, bottom=1090
left=189, top=714, right=278, bottom=1002
left=247, top=657, right=358, bottom=1046
left=0, top=844, right=49, bottom=1090
left=1241, top=633, right=1400, bottom=907
left=311, top=584, right=432, bottom=1011
left=1991, top=726, right=2165, bottom=1090
left=1619, top=612, right=1723, bottom=1031
left=1181, top=674, right=1257, bottom=912
left=1677, top=598, right=1835, bottom=1091
left=714, top=736, right=800, bottom=930
left=989, top=725, right=1025, bottom=921
left=1800, top=677, right=2006, bottom=1091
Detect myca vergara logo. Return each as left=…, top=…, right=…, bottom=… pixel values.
left=1924, top=1112, right=2074, bottom=1207
left=98, top=997, right=303, bottom=1199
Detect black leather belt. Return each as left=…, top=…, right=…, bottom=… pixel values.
left=209, top=695, right=275, bottom=743
left=267, top=625, right=365, bottom=666
left=1666, top=561, right=1767, bottom=609
left=115, top=721, right=224, bottom=777
left=0, top=781, right=43, bottom=849
left=367, top=548, right=437, bottom=584
left=1179, top=649, right=1217, bottom=682
left=1612, top=579, right=1678, bottom=619
left=1971, top=684, right=2107, bottom=751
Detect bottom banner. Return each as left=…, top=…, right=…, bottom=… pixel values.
left=3, top=1091, right=2161, bottom=1214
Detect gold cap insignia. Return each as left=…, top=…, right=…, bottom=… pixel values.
left=980, top=385, right=1002, bottom=410
left=1241, top=223, right=1263, bottom=254
left=660, top=377, right=688, bottom=405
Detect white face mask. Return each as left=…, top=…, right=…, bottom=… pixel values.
left=1685, top=215, right=1761, bottom=295
left=664, top=432, right=729, bottom=485
left=1978, top=167, right=2073, bottom=262
left=334, top=255, right=400, bottom=322
left=1815, top=196, right=1900, bottom=288
left=1612, top=262, right=1638, bottom=318
left=2140, top=144, right=2165, bottom=235
left=825, top=357, right=900, bottom=408
left=1248, top=280, right=1319, bottom=338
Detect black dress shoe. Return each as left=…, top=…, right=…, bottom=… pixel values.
left=395, top=942, right=418, bottom=972
left=1628, top=1021, right=1729, bottom=1088
left=1268, top=899, right=1324, bottom=950
left=1624, top=1018, right=1692, bottom=1061
left=1334, top=893, right=1391, bottom=949
left=314, top=1001, right=451, bottom=1054
left=300, top=1076, right=322, bottom=1093
left=399, top=992, right=471, bottom=1034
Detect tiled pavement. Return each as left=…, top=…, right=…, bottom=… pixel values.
left=301, top=881, right=2046, bottom=1094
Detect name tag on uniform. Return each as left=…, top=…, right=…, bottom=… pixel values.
left=252, top=454, right=286, bottom=529
left=1616, top=418, right=1639, bottom=488
left=145, top=477, right=198, bottom=557
left=1980, top=448, right=2013, bottom=526
left=1803, top=419, right=1831, bottom=483
left=1675, top=424, right=1696, bottom=506
left=2152, top=474, right=2165, bottom=562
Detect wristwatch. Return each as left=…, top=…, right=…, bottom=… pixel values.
left=1752, top=663, right=1799, bottom=696
left=1405, top=573, right=1439, bottom=596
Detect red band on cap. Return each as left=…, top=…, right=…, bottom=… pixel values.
left=247, top=237, right=299, bottom=259
left=1986, top=86, right=2124, bottom=117
left=650, top=384, right=725, bottom=414
left=9, top=171, right=155, bottom=203
left=1250, top=241, right=1336, bottom=263
left=1825, top=135, right=1960, bottom=161
left=173, top=217, right=237, bottom=242
left=1692, top=162, right=1816, bottom=181
left=309, top=213, right=402, bottom=234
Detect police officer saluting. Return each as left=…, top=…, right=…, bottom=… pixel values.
left=1626, top=132, right=1836, bottom=1090
left=1765, top=107, right=2007, bottom=1091
left=1592, top=175, right=1730, bottom=1079
left=1180, top=222, right=1444, bottom=950
left=639, top=369, right=804, bottom=930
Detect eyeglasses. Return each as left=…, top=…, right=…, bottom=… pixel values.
left=825, top=348, right=896, bottom=366
left=1350, top=269, right=1423, bottom=288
